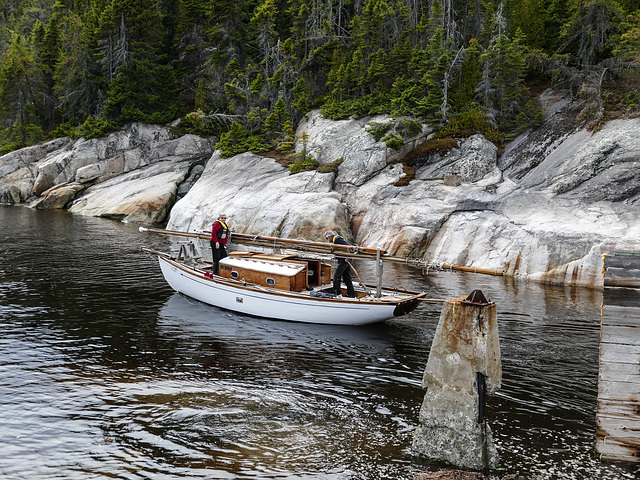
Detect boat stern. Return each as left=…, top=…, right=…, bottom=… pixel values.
left=393, top=294, right=426, bottom=317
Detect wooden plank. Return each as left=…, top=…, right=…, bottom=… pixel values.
left=597, top=260, right=640, bottom=464
left=304, top=259, right=332, bottom=287
left=598, top=379, right=640, bottom=400
left=601, top=325, right=640, bottom=346
left=596, top=407, right=640, bottom=463
left=599, top=342, right=640, bottom=363
left=604, top=273, right=640, bottom=289
left=604, top=252, right=640, bottom=289
left=597, top=414, right=640, bottom=437
left=598, top=398, right=640, bottom=416
left=218, top=257, right=308, bottom=291
left=598, top=362, right=640, bottom=382
left=605, top=267, right=640, bottom=279
left=603, top=288, right=640, bottom=308
left=604, top=254, right=640, bottom=270
left=602, top=304, right=640, bottom=325
left=595, top=436, right=640, bottom=463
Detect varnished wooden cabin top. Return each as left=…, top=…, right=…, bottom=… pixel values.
left=219, top=256, right=308, bottom=291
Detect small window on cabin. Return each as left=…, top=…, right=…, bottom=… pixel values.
left=266, top=277, right=276, bottom=286
left=231, top=270, right=239, bottom=279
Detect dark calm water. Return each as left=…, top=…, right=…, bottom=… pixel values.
left=0, top=206, right=637, bottom=480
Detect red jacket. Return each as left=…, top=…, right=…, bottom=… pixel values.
left=210, top=221, right=229, bottom=244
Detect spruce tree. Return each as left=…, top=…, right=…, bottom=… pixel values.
left=98, top=0, right=180, bottom=123
left=0, top=32, right=45, bottom=148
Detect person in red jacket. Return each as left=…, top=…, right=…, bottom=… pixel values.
left=210, top=213, right=230, bottom=275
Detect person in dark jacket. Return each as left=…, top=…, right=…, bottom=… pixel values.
left=324, top=230, right=356, bottom=298
left=210, top=213, right=230, bottom=275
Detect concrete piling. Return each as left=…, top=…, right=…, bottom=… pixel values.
left=412, top=290, right=502, bottom=470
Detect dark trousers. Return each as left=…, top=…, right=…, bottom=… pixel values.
left=210, top=240, right=227, bottom=275
left=333, top=260, right=356, bottom=297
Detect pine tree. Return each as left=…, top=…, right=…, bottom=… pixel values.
left=174, top=0, right=210, bottom=109
left=53, top=10, right=95, bottom=125
left=449, top=37, right=482, bottom=112
left=479, top=29, right=528, bottom=129
left=559, top=0, right=626, bottom=66
left=613, top=10, right=640, bottom=63
left=0, top=32, right=45, bottom=147
left=508, top=0, right=546, bottom=49
left=98, top=0, right=181, bottom=123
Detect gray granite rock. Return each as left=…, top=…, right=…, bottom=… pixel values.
left=1, top=95, right=638, bottom=287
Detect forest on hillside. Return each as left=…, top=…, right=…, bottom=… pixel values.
left=0, top=0, right=638, bottom=157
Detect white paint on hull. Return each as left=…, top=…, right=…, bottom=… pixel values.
left=159, top=257, right=408, bottom=325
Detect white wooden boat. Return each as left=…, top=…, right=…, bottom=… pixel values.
left=140, top=228, right=428, bottom=325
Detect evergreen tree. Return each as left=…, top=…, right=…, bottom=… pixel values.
left=97, top=0, right=180, bottom=123
left=559, top=0, right=626, bottom=66
left=0, top=32, right=45, bottom=147
left=507, top=0, right=546, bottom=49
left=613, top=9, right=640, bottom=62
left=53, top=7, right=101, bottom=125
left=174, top=0, right=211, bottom=109
left=449, top=37, right=482, bottom=112
left=479, top=29, right=528, bottom=129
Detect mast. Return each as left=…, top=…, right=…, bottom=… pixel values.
left=139, top=227, right=504, bottom=276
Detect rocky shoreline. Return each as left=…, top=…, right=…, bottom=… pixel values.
left=1, top=90, right=638, bottom=288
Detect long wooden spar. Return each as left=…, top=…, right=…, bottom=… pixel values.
left=138, top=226, right=504, bottom=276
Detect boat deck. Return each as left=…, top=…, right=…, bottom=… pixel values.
left=192, top=258, right=421, bottom=302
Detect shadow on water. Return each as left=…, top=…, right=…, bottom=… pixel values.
left=0, top=207, right=637, bottom=479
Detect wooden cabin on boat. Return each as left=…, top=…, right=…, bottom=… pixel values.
left=220, top=251, right=332, bottom=292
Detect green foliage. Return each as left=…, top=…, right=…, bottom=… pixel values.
left=80, top=116, right=119, bottom=139
left=50, top=122, right=83, bottom=139
left=215, top=120, right=270, bottom=158
left=366, top=122, right=393, bottom=141
left=0, top=123, right=45, bottom=152
left=289, top=155, right=319, bottom=174
left=0, top=0, right=638, bottom=155
left=288, top=130, right=319, bottom=174
left=621, top=90, right=640, bottom=107
left=275, top=120, right=296, bottom=154
left=173, top=110, right=217, bottom=136
left=250, top=74, right=265, bottom=95
left=216, top=121, right=252, bottom=157
left=396, top=118, right=423, bottom=138
left=436, top=107, right=501, bottom=143
left=367, top=117, right=423, bottom=147
left=381, top=132, right=404, bottom=150
left=317, top=157, right=344, bottom=174
left=292, top=77, right=310, bottom=114
left=613, top=11, right=640, bottom=62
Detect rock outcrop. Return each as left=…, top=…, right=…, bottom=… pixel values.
left=0, top=123, right=215, bottom=222
left=1, top=92, right=638, bottom=287
left=167, top=151, right=352, bottom=241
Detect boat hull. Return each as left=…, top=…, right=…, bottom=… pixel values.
left=158, top=256, right=419, bottom=325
